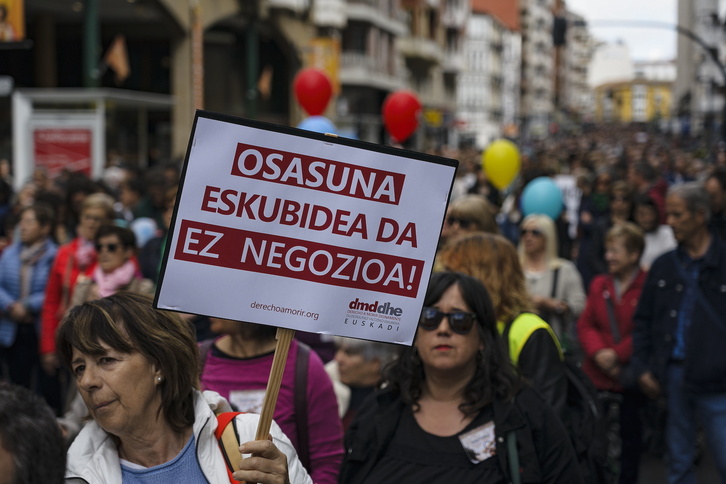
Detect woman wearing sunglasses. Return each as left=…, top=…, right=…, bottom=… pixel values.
left=518, top=214, right=586, bottom=357
left=339, top=271, right=583, bottom=484
left=439, top=194, right=499, bottom=249
left=70, top=224, right=154, bottom=306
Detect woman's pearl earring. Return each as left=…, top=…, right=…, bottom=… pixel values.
left=156, top=376, right=162, bottom=383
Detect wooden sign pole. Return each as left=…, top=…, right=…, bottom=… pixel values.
left=254, top=327, right=296, bottom=440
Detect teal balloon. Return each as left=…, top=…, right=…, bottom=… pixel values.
left=521, top=177, right=563, bottom=220
left=297, top=116, right=337, bottom=134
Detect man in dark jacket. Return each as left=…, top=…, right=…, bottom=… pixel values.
left=631, top=181, right=726, bottom=483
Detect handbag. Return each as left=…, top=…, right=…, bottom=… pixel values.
left=547, top=267, right=575, bottom=354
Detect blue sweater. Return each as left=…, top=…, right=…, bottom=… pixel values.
left=120, top=435, right=207, bottom=484
left=0, top=238, right=57, bottom=347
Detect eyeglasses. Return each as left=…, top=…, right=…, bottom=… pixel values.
left=520, top=228, right=543, bottom=237
left=419, top=307, right=477, bottom=335
left=446, top=216, right=473, bottom=229
left=95, top=243, right=120, bottom=253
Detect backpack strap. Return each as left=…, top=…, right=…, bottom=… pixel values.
left=602, top=279, right=622, bottom=344
left=294, top=342, right=311, bottom=471
left=507, top=430, right=521, bottom=484
left=215, top=411, right=244, bottom=484
left=550, top=266, right=560, bottom=299
left=198, top=338, right=215, bottom=376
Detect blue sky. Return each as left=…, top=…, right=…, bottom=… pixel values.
left=567, top=0, right=678, bottom=61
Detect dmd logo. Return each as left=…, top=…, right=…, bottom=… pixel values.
left=348, top=297, right=403, bottom=317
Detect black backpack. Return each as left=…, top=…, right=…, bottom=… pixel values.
left=503, top=315, right=612, bottom=483
left=546, top=267, right=612, bottom=482
left=562, top=354, right=612, bottom=483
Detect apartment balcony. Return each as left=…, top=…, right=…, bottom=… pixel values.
left=263, top=0, right=310, bottom=13
left=442, top=6, right=467, bottom=29
left=339, top=52, right=407, bottom=91
left=347, top=0, right=409, bottom=35
left=420, top=88, right=456, bottom=111
left=312, top=0, right=347, bottom=27
left=442, top=50, right=465, bottom=73
left=398, top=36, right=444, bottom=64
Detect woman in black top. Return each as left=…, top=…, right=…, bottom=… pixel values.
left=340, top=272, right=583, bottom=484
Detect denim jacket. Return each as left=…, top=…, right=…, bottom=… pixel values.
left=632, top=234, right=726, bottom=394
left=0, top=239, right=57, bottom=347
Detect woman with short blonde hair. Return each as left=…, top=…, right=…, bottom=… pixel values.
left=518, top=214, right=586, bottom=354
left=440, top=194, right=499, bottom=247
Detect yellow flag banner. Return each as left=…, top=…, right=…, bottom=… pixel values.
left=0, top=0, right=24, bottom=42
left=303, top=37, right=340, bottom=94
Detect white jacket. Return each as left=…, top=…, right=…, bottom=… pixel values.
left=65, top=390, right=313, bottom=484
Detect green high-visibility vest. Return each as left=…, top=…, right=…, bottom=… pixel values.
left=497, top=313, right=564, bottom=366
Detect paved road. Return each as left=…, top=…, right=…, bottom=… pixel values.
left=638, top=447, right=719, bottom=483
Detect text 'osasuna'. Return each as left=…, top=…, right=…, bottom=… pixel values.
left=231, top=143, right=405, bottom=205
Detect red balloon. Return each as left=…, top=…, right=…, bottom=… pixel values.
left=382, top=90, right=421, bottom=143
left=293, top=68, right=333, bottom=116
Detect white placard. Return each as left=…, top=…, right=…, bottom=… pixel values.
left=155, top=111, right=457, bottom=345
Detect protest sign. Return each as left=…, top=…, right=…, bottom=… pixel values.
left=155, top=111, right=457, bottom=346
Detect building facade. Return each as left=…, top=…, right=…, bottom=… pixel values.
left=1, top=0, right=615, bottom=168
left=337, top=0, right=408, bottom=143
left=0, top=0, right=478, bottom=163
left=457, top=1, right=520, bottom=149
left=519, top=0, right=555, bottom=140
left=593, top=79, right=673, bottom=125
left=398, top=0, right=467, bottom=150
left=555, top=10, right=593, bottom=130
left=674, top=0, right=724, bottom=138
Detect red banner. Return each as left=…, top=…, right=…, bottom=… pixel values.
left=33, top=128, right=92, bottom=177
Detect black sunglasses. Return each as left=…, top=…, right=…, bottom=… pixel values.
left=520, top=228, right=543, bottom=237
left=446, top=216, right=473, bottom=229
left=419, top=307, right=478, bottom=335
left=95, top=243, right=120, bottom=253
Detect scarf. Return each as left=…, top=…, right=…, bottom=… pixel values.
left=75, top=237, right=96, bottom=270
left=93, top=259, right=136, bottom=298
left=19, top=239, right=47, bottom=301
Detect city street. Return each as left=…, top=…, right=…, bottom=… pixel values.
left=639, top=446, right=719, bottom=482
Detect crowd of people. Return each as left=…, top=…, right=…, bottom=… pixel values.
left=1, top=125, right=726, bottom=483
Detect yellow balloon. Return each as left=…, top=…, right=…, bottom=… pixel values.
left=481, top=139, right=521, bottom=190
